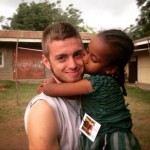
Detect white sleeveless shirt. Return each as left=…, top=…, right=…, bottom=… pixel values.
left=24, top=93, right=81, bottom=150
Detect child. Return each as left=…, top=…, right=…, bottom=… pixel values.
left=43, top=29, right=141, bottom=150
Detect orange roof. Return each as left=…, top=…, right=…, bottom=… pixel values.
left=0, top=30, right=93, bottom=40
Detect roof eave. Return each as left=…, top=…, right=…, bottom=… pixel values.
left=0, top=38, right=91, bottom=43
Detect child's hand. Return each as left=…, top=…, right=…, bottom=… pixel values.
left=37, top=80, right=47, bottom=94
left=37, top=77, right=56, bottom=94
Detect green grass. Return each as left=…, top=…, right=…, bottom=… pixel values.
left=0, top=80, right=39, bottom=122
left=125, top=86, right=150, bottom=150
left=0, top=80, right=149, bottom=150
left=126, top=86, right=150, bottom=104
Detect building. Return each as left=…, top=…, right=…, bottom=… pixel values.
left=0, top=30, right=150, bottom=85
left=128, top=36, right=150, bottom=84
left=0, top=30, right=93, bottom=81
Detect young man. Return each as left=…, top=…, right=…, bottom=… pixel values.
left=24, top=22, right=84, bottom=150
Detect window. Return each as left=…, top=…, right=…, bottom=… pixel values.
left=0, top=51, right=4, bottom=67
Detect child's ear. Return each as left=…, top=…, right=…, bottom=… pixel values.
left=42, top=55, right=51, bottom=70
left=106, top=66, right=118, bottom=75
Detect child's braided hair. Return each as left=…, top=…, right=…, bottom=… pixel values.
left=98, top=29, right=134, bottom=96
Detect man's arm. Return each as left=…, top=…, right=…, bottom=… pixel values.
left=27, top=100, right=60, bottom=150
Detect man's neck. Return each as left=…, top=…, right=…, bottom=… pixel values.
left=53, top=76, right=61, bottom=83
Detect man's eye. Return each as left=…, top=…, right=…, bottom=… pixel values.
left=74, top=51, right=84, bottom=58
left=57, top=56, right=66, bottom=62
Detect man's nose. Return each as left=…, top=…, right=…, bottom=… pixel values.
left=68, top=57, right=77, bottom=68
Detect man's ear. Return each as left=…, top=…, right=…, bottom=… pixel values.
left=105, top=66, right=118, bottom=75
left=42, top=55, right=51, bottom=70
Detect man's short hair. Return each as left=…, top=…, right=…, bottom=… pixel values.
left=42, top=22, right=82, bottom=58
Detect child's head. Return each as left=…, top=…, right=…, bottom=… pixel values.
left=84, top=29, right=134, bottom=95
left=97, top=29, right=134, bottom=70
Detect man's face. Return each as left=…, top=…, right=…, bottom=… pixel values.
left=43, top=37, right=84, bottom=83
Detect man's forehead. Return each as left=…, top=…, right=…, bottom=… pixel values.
left=54, top=49, right=83, bottom=56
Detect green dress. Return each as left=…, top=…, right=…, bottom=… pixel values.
left=80, top=75, right=141, bottom=150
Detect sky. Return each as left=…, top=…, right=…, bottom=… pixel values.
left=0, top=0, right=140, bottom=31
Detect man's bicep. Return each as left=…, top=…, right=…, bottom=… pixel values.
left=27, top=100, right=59, bottom=150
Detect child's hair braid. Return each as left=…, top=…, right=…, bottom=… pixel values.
left=98, top=29, right=134, bottom=96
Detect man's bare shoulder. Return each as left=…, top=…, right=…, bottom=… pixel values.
left=29, top=99, right=53, bottom=112
left=28, top=99, right=56, bottom=127
left=27, top=99, right=59, bottom=149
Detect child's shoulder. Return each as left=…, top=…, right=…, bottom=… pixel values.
left=85, top=75, right=115, bottom=87
left=87, top=75, right=113, bottom=80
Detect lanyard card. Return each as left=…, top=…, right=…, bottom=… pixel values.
left=79, top=113, right=101, bottom=142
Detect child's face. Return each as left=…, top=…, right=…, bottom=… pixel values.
left=83, top=35, right=111, bottom=75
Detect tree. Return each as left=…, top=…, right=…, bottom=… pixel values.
left=127, top=0, right=150, bottom=39
left=0, top=16, right=11, bottom=29
left=2, top=0, right=92, bottom=32
left=0, top=16, right=4, bottom=29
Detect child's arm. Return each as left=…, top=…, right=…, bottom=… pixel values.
left=37, top=80, right=47, bottom=94
left=43, top=78, right=94, bottom=97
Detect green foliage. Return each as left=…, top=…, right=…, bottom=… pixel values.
left=0, top=16, right=10, bottom=29
left=127, top=0, right=150, bottom=39
left=2, top=0, right=90, bottom=32
left=136, top=0, right=147, bottom=6
left=0, top=16, right=4, bottom=22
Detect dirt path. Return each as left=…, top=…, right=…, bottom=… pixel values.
left=0, top=119, right=28, bottom=150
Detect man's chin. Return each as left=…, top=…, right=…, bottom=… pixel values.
left=52, top=71, right=84, bottom=83
left=65, top=77, right=82, bottom=83
left=53, top=76, right=82, bottom=83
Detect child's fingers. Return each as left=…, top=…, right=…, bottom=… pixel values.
left=37, top=80, right=47, bottom=94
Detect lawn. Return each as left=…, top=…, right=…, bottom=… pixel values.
left=125, top=86, right=150, bottom=150
left=0, top=80, right=38, bottom=150
left=0, top=80, right=149, bottom=150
